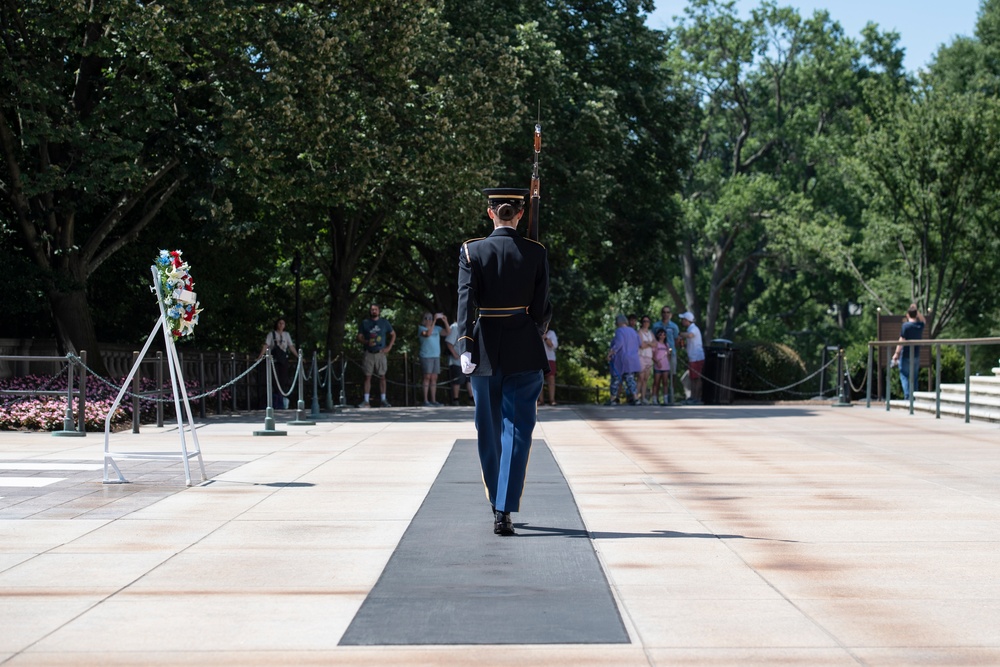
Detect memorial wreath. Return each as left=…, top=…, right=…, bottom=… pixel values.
left=154, top=249, right=202, bottom=341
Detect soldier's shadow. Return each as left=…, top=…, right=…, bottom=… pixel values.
left=515, top=524, right=796, bottom=542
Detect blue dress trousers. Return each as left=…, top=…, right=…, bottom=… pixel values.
left=457, top=226, right=552, bottom=512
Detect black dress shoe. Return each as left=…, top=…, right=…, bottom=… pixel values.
left=494, top=510, right=515, bottom=536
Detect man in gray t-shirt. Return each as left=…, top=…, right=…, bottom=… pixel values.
left=356, top=303, right=395, bottom=408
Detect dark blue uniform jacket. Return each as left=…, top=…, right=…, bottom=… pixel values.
left=456, top=226, right=552, bottom=376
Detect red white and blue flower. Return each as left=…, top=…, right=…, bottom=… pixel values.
left=155, top=249, right=202, bottom=341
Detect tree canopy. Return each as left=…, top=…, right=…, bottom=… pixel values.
left=1, top=0, right=997, bottom=381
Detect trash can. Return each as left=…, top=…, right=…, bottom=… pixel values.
left=703, top=339, right=735, bottom=405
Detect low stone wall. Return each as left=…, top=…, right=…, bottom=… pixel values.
left=0, top=338, right=64, bottom=378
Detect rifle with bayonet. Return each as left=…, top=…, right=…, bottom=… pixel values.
left=525, top=120, right=541, bottom=242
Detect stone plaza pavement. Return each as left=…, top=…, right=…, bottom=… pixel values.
left=1, top=402, right=999, bottom=666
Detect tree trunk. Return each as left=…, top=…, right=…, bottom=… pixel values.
left=48, top=285, right=108, bottom=378
left=665, top=280, right=685, bottom=314
left=323, top=241, right=361, bottom=370
left=325, top=294, right=350, bottom=372
left=680, top=239, right=699, bottom=316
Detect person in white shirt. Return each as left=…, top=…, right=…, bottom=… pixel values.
left=258, top=318, right=298, bottom=408
left=678, top=311, right=704, bottom=405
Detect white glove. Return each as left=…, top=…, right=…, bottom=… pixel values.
left=460, top=352, right=476, bottom=374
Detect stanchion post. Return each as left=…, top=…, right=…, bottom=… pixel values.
left=132, top=350, right=140, bottom=433
left=245, top=353, right=252, bottom=413
left=254, top=350, right=286, bottom=436
left=78, top=350, right=88, bottom=432
left=935, top=344, right=942, bottom=419
left=230, top=353, right=237, bottom=413
left=156, top=351, right=164, bottom=427
left=198, top=353, right=207, bottom=419
left=964, top=344, right=971, bottom=424
left=885, top=345, right=892, bottom=412
left=404, top=351, right=409, bottom=407
left=53, top=354, right=85, bottom=437
left=818, top=345, right=827, bottom=398
left=865, top=344, right=873, bottom=408
left=338, top=356, right=347, bottom=408
left=61, top=355, right=75, bottom=431
left=216, top=352, right=223, bottom=415
left=288, top=352, right=316, bottom=426
left=310, top=351, right=322, bottom=418
left=876, top=307, right=882, bottom=400
left=842, top=350, right=852, bottom=406
left=831, top=348, right=852, bottom=408
left=325, top=353, right=335, bottom=411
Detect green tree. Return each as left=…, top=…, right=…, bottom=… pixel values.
left=669, top=0, right=905, bottom=347
left=916, top=0, right=1000, bottom=340
left=0, top=2, right=270, bottom=372
left=849, top=87, right=1000, bottom=336
left=225, top=1, right=521, bottom=360
left=927, top=0, right=1000, bottom=95
left=439, top=0, right=686, bottom=365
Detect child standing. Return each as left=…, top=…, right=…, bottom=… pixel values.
left=651, top=328, right=671, bottom=406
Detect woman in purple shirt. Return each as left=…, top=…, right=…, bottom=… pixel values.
left=607, top=315, right=642, bottom=405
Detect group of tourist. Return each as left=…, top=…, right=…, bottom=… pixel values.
left=415, top=311, right=556, bottom=408
left=355, top=305, right=473, bottom=408
left=263, top=299, right=926, bottom=410
left=261, top=302, right=542, bottom=410
left=607, top=306, right=703, bottom=406
left=257, top=303, right=709, bottom=410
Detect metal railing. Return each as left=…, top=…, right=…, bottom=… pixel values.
left=0, top=352, right=88, bottom=436
left=866, top=337, right=1000, bottom=423
left=0, top=346, right=353, bottom=430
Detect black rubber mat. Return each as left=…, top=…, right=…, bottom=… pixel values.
left=339, top=439, right=629, bottom=645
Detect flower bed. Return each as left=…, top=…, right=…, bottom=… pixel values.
left=0, top=374, right=222, bottom=431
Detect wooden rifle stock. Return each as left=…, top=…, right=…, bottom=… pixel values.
left=526, top=122, right=541, bottom=242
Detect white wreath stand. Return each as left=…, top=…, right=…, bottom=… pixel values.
left=103, top=265, right=207, bottom=486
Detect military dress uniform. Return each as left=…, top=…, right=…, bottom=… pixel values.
left=457, top=188, right=552, bottom=533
